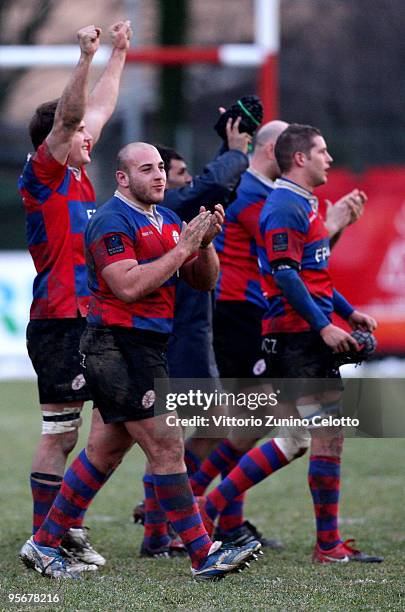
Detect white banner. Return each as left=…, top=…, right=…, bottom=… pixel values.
left=0, top=253, right=403, bottom=381
left=0, top=251, right=35, bottom=378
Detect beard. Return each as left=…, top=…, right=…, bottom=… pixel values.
left=128, top=177, right=165, bottom=206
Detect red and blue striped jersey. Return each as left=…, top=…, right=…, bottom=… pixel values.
left=215, top=170, right=272, bottom=308
left=258, top=178, right=333, bottom=334
left=19, top=142, right=96, bottom=319
left=86, top=194, right=184, bottom=334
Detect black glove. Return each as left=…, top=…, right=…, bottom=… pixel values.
left=334, top=330, right=377, bottom=367
left=214, top=95, right=263, bottom=142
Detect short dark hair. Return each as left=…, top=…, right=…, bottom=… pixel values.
left=153, top=144, right=183, bottom=174
left=274, top=123, right=322, bottom=173
left=29, top=99, right=59, bottom=150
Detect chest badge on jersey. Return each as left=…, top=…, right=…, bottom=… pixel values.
left=272, top=232, right=288, bottom=252
left=104, top=234, right=125, bottom=256
left=172, top=230, right=180, bottom=244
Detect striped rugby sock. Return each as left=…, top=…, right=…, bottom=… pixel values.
left=217, top=492, right=246, bottom=532
left=142, top=473, right=170, bottom=551
left=153, top=472, right=212, bottom=568
left=206, top=440, right=288, bottom=520
left=308, top=455, right=341, bottom=550
left=33, top=449, right=109, bottom=548
left=190, top=439, right=245, bottom=496
left=184, top=447, right=202, bottom=478
left=30, top=473, right=62, bottom=535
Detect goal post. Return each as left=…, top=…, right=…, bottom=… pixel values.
left=0, top=43, right=278, bottom=120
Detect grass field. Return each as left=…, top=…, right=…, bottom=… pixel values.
left=1, top=381, right=404, bottom=611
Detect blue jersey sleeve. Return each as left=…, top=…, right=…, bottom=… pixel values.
left=333, top=289, right=354, bottom=319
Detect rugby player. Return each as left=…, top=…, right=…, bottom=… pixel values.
left=133, top=121, right=251, bottom=556
left=18, top=21, right=132, bottom=567
left=190, top=121, right=366, bottom=547
left=197, top=124, right=383, bottom=563
left=19, top=142, right=261, bottom=580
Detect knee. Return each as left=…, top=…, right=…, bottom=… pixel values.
left=41, top=407, right=82, bottom=455
left=311, top=429, right=344, bottom=458
left=86, top=443, right=125, bottom=474
left=148, top=438, right=185, bottom=472
left=274, top=429, right=310, bottom=461
left=60, top=429, right=79, bottom=455
left=87, top=436, right=130, bottom=472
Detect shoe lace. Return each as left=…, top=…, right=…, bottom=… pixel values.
left=42, top=551, right=69, bottom=574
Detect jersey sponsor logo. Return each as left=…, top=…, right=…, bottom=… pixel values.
left=272, top=232, right=288, bottom=252
left=141, top=230, right=153, bottom=236
left=142, top=390, right=156, bottom=409
left=315, top=245, right=330, bottom=263
left=104, top=234, right=125, bottom=256
left=71, top=374, right=86, bottom=390
left=262, top=337, right=277, bottom=354
left=172, top=230, right=180, bottom=244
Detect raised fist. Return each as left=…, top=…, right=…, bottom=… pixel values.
left=77, top=25, right=101, bottom=56
left=109, top=20, right=132, bottom=51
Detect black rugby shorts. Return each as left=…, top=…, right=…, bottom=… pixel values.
left=27, top=318, right=92, bottom=404
left=80, top=325, right=169, bottom=424
left=213, top=300, right=267, bottom=385
left=261, top=330, right=343, bottom=402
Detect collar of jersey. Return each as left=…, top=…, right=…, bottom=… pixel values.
left=114, top=190, right=164, bottom=232
left=68, top=165, right=82, bottom=180
left=246, top=167, right=275, bottom=189
left=274, top=178, right=319, bottom=212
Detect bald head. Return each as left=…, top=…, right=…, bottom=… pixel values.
left=116, top=142, right=166, bottom=208
left=117, top=142, right=160, bottom=173
left=255, top=120, right=289, bottom=147
left=249, top=120, right=289, bottom=180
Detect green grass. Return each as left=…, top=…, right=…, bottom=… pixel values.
left=1, top=381, right=405, bottom=611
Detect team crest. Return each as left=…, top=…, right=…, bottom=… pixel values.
left=272, top=232, right=288, bottom=252
left=142, top=390, right=156, bottom=409
left=172, top=230, right=180, bottom=244
left=72, top=374, right=86, bottom=390
left=253, top=359, right=266, bottom=376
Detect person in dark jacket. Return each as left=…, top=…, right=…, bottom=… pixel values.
left=157, top=116, right=251, bottom=460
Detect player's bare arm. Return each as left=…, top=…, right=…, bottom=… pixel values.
left=102, top=211, right=212, bottom=302
left=85, top=20, right=132, bottom=144
left=180, top=204, right=224, bottom=290
left=320, top=323, right=360, bottom=353
left=347, top=310, right=377, bottom=332
left=46, top=25, right=101, bottom=164
left=326, top=189, right=367, bottom=248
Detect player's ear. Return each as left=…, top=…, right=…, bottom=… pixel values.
left=265, top=142, right=276, bottom=161
left=116, top=170, right=129, bottom=187
left=293, top=150, right=307, bottom=168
